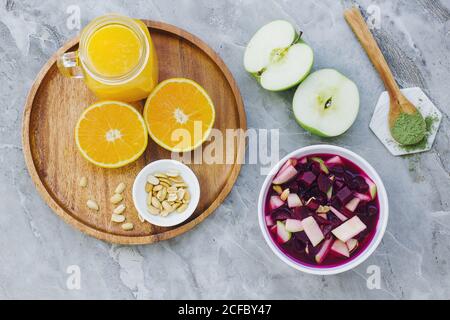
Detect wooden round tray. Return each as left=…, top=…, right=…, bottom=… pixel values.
left=22, top=20, right=246, bottom=244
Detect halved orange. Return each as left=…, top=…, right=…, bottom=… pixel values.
left=143, top=78, right=215, bottom=152
left=75, top=101, right=148, bottom=168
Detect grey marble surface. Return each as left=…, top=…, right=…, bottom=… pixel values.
left=1, top=0, right=450, bottom=299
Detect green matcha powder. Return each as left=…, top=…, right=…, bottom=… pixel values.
left=391, top=112, right=426, bottom=146
left=396, top=115, right=438, bottom=152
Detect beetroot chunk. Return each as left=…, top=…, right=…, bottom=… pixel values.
left=272, top=208, right=291, bottom=221
left=298, top=171, right=316, bottom=187
left=353, top=176, right=369, bottom=193
left=317, top=173, right=331, bottom=193
left=296, top=161, right=311, bottom=172
left=294, top=231, right=310, bottom=244
left=367, top=204, right=378, bottom=216
left=355, top=201, right=368, bottom=214
left=292, top=206, right=311, bottom=220
left=314, top=191, right=328, bottom=205
left=334, top=180, right=344, bottom=190
left=321, top=224, right=334, bottom=237
left=330, top=165, right=344, bottom=175
left=330, top=197, right=342, bottom=210
left=315, top=215, right=332, bottom=225
left=336, top=186, right=353, bottom=204
left=311, top=162, right=322, bottom=175
left=306, top=198, right=320, bottom=211
left=287, top=181, right=299, bottom=193
left=292, top=238, right=307, bottom=252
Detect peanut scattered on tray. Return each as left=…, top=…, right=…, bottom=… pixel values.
left=145, top=170, right=190, bottom=216
left=109, top=182, right=134, bottom=231
left=81, top=179, right=136, bottom=231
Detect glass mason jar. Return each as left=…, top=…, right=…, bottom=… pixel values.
left=57, top=14, right=158, bottom=102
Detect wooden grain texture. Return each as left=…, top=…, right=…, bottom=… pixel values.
left=344, top=7, right=419, bottom=128
left=344, top=8, right=400, bottom=97
left=22, top=21, right=246, bottom=244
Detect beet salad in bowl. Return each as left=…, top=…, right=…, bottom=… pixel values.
left=258, top=145, right=388, bottom=275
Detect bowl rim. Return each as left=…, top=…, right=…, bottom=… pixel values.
left=257, top=144, right=389, bottom=275
left=132, top=159, right=200, bottom=227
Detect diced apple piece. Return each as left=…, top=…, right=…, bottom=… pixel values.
left=301, top=216, right=324, bottom=247
left=317, top=213, right=327, bottom=220
left=269, top=196, right=284, bottom=211
left=346, top=238, right=359, bottom=253
left=354, top=192, right=372, bottom=202
left=345, top=197, right=360, bottom=212
left=331, top=240, right=350, bottom=258
left=273, top=165, right=298, bottom=185
left=276, top=221, right=292, bottom=244
left=265, top=214, right=275, bottom=227
left=316, top=205, right=330, bottom=213
left=287, top=193, right=302, bottom=208
left=310, top=157, right=329, bottom=174
left=364, top=176, right=377, bottom=200
left=325, top=156, right=343, bottom=166
left=279, top=159, right=298, bottom=174
left=326, top=185, right=333, bottom=200
left=285, top=219, right=304, bottom=232
left=329, top=206, right=348, bottom=222
left=272, top=185, right=283, bottom=195
left=315, top=237, right=333, bottom=263
left=332, top=216, right=367, bottom=242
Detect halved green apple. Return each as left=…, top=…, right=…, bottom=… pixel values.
left=243, top=20, right=314, bottom=91
left=292, top=69, right=360, bottom=137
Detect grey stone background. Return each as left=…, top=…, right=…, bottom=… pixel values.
left=1, top=0, right=449, bottom=299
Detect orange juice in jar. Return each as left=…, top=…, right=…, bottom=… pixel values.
left=57, top=14, right=158, bottom=102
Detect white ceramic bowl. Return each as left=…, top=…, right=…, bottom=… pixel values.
left=132, top=159, right=200, bottom=227
left=258, top=145, right=389, bottom=275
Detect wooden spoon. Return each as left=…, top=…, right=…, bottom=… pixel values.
left=344, top=7, right=425, bottom=145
